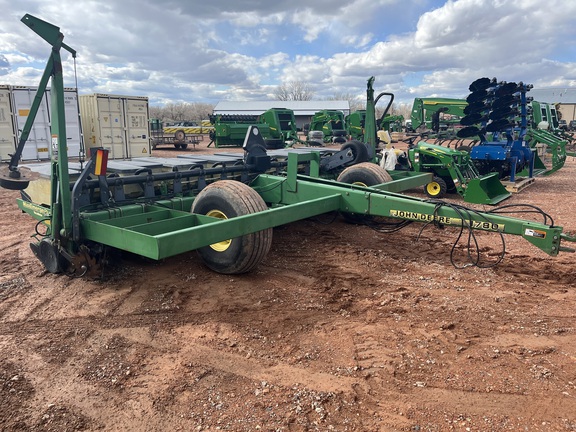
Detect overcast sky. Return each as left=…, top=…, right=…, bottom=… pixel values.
left=1, top=0, right=575, bottom=108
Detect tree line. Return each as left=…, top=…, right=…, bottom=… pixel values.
left=149, top=81, right=411, bottom=124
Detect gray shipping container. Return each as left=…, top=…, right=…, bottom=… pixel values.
left=0, top=85, right=82, bottom=162
left=79, top=94, right=151, bottom=159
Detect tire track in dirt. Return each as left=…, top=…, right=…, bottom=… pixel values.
left=0, top=302, right=339, bottom=339
left=1, top=318, right=368, bottom=430
left=417, top=387, right=576, bottom=420
left=345, top=319, right=576, bottom=427
left=176, top=341, right=364, bottom=394
left=0, top=309, right=201, bottom=337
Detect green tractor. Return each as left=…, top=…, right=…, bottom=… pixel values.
left=357, top=86, right=509, bottom=205
left=308, top=110, right=348, bottom=144
left=391, top=140, right=511, bottom=205
left=380, top=114, right=405, bottom=132
left=345, top=110, right=366, bottom=141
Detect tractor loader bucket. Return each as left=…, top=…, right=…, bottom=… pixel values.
left=463, top=172, right=511, bottom=205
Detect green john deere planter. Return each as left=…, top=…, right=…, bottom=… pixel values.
left=1, top=15, right=575, bottom=278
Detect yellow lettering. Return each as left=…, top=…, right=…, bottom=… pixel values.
left=390, top=209, right=504, bottom=231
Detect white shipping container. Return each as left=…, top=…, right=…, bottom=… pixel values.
left=0, top=85, right=16, bottom=162
left=79, top=94, right=151, bottom=159
left=12, top=86, right=52, bottom=160
left=60, top=90, right=83, bottom=159
left=1, top=86, right=83, bottom=161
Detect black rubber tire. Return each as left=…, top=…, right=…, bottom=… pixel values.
left=442, top=176, right=457, bottom=193
left=455, top=145, right=472, bottom=153
left=191, top=181, right=272, bottom=274
left=264, top=139, right=284, bottom=149
left=336, top=163, right=392, bottom=224
left=424, top=176, right=448, bottom=198
left=337, top=162, right=393, bottom=186
left=340, top=140, right=369, bottom=165
left=180, top=143, right=188, bottom=150
left=174, top=130, right=186, bottom=141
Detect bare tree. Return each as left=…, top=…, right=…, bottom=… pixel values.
left=326, top=92, right=364, bottom=112
left=163, top=102, right=189, bottom=122
left=374, top=102, right=412, bottom=124
left=274, top=81, right=315, bottom=101
left=188, top=102, right=215, bottom=123
left=393, top=102, right=413, bottom=120
left=149, top=106, right=163, bottom=120
left=149, top=102, right=215, bottom=123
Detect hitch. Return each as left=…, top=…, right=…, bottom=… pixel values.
left=0, top=165, right=39, bottom=190
left=559, top=233, right=576, bottom=253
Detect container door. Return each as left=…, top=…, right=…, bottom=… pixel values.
left=96, top=96, right=128, bottom=159
left=12, top=87, right=51, bottom=160
left=61, top=89, right=82, bottom=158
left=0, top=87, right=15, bottom=161
left=123, top=97, right=150, bottom=158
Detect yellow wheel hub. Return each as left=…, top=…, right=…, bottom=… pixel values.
left=207, top=209, right=231, bottom=252
left=426, top=182, right=441, bottom=196
left=352, top=181, right=368, bottom=187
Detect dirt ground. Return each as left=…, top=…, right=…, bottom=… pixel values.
left=1, top=137, right=576, bottom=431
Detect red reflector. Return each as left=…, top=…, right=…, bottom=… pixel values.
left=94, top=149, right=108, bottom=176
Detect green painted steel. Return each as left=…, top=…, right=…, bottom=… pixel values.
left=67, top=153, right=571, bottom=260
left=210, top=117, right=272, bottom=147
left=410, top=98, right=467, bottom=133
left=345, top=110, right=366, bottom=141
left=380, top=115, right=405, bottom=132
left=531, top=101, right=560, bottom=130
left=253, top=169, right=570, bottom=256
left=522, top=128, right=567, bottom=176
left=209, top=108, right=301, bottom=148
left=403, top=141, right=511, bottom=205
left=15, top=15, right=77, bottom=246
left=309, top=110, right=347, bottom=144
left=379, top=171, right=434, bottom=193
left=364, top=77, right=377, bottom=162
left=37, top=150, right=570, bottom=262
left=258, top=108, right=299, bottom=141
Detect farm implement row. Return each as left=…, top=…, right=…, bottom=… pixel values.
left=0, top=14, right=574, bottom=277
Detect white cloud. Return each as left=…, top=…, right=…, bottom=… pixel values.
left=341, top=33, right=374, bottom=49
left=223, top=11, right=287, bottom=28
left=1, top=0, right=575, bottom=107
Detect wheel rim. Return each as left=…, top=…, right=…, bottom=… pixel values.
left=426, top=182, right=441, bottom=196
left=352, top=181, right=368, bottom=187
left=206, top=209, right=231, bottom=252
